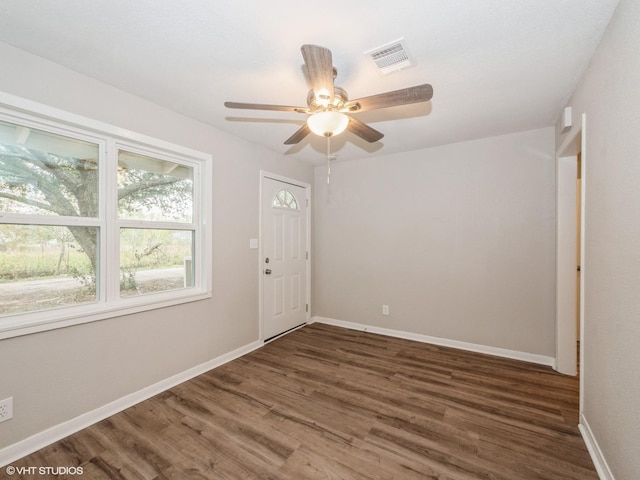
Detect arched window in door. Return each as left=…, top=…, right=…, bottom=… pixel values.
left=272, top=189, right=299, bottom=210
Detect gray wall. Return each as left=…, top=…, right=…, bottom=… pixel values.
left=558, top=0, right=640, bottom=477
left=0, top=42, right=314, bottom=449
left=313, top=127, right=556, bottom=356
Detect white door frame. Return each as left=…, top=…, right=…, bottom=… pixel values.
left=555, top=114, right=587, bottom=405
left=258, top=171, right=311, bottom=341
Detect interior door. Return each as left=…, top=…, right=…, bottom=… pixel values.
left=261, top=176, right=308, bottom=340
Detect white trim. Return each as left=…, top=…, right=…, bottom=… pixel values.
left=579, top=114, right=587, bottom=412
left=311, top=316, right=555, bottom=366
left=579, top=414, right=615, bottom=480
left=258, top=171, right=311, bottom=342
left=0, top=339, right=263, bottom=468
left=0, top=292, right=212, bottom=340
left=261, top=171, right=310, bottom=189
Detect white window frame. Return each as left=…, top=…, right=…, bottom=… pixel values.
left=0, top=92, right=212, bottom=340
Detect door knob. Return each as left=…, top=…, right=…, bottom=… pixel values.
left=264, top=269, right=272, bottom=275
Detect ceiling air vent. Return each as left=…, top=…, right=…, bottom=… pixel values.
left=365, top=38, right=415, bottom=75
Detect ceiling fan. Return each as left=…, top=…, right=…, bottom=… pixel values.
left=224, top=44, right=433, bottom=145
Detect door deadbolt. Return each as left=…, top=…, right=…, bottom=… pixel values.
left=265, top=257, right=270, bottom=264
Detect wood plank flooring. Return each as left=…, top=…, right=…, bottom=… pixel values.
left=6, top=323, right=597, bottom=479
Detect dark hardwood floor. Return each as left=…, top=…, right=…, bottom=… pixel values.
left=6, top=323, right=597, bottom=479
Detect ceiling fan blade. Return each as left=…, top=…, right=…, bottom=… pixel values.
left=225, top=101, right=309, bottom=113
left=284, top=124, right=311, bottom=145
left=301, top=44, right=335, bottom=104
left=346, top=116, right=384, bottom=143
left=344, top=84, right=433, bottom=113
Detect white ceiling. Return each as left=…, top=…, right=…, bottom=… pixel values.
left=0, top=0, right=620, bottom=164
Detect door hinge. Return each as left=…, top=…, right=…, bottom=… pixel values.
left=306, top=304, right=309, bottom=312
left=306, top=198, right=309, bottom=207
left=306, top=251, right=309, bottom=260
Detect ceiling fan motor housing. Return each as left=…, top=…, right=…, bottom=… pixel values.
left=307, top=85, right=348, bottom=112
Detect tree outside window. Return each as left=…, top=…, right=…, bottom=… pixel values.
left=0, top=117, right=202, bottom=319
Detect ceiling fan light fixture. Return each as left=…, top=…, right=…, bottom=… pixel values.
left=307, top=111, right=349, bottom=137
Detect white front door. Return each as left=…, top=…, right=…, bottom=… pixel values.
left=261, top=175, right=309, bottom=340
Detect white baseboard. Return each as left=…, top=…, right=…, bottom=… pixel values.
left=579, top=414, right=615, bottom=480
left=0, top=339, right=263, bottom=468
left=311, top=316, right=555, bottom=367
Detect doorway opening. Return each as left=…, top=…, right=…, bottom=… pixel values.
left=555, top=114, right=585, bottom=390
left=576, top=153, right=582, bottom=369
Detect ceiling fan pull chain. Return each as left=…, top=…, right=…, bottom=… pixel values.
left=326, top=135, right=331, bottom=184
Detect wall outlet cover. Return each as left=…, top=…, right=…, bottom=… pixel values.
left=0, top=397, right=13, bottom=422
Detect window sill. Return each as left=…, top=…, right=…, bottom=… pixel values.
left=0, top=290, right=212, bottom=340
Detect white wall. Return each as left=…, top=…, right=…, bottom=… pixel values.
left=313, top=127, right=556, bottom=356
left=557, top=0, right=640, bottom=477
left=0, top=42, right=314, bottom=450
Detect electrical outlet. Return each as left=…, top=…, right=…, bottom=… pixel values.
left=382, top=304, right=389, bottom=315
left=0, top=397, right=13, bottom=423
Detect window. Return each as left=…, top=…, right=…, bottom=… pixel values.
left=0, top=101, right=211, bottom=338
left=117, top=150, right=195, bottom=297
left=0, top=120, right=101, bottom=316
left=273, top=189, right=299, bottom=210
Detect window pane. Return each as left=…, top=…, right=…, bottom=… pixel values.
left=120, top=228, right=194, bottom=298
left=118, top=150, right=193, bottom=222
left=0, top=120, right=99, bottom=217
left=0, top=224, right=98, bottom=316
left=272, top=189, right=299, bottom=210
